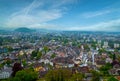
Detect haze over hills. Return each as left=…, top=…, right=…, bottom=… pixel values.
left=0, top=27, right=120, bottom=34
left=14, top=27, right=35, bottom=33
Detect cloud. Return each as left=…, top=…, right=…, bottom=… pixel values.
left=29, top=23, right=60, bottom=30
left=28, top=19, right=120, bottom=31
left=51, top=0, right=78, bottom=8
left=23, top=0, right=43, bottom=15
left=80, top=8, right=120, bottom=18
left=5, top=0, right=77, bottom=28
left=81, top=10, right=111, bottom=18
left=6, top=9, right=62, bottom=28
left=67, top=19, right=120, bottom=31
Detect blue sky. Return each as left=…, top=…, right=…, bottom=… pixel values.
left=0, top=0, right=120, bottom=31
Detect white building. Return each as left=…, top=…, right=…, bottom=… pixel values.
left=0, top=71, right=10, bottom=79
left=114, top=43, right=119, bottom=48
left=103, top=41, right=109, bottom=48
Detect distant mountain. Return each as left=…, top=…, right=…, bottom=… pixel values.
left=0, top=29, right=7, bottom=33
left=0, top=29, right=5, bottom=32
left=14, top=27, right=35, bottom=33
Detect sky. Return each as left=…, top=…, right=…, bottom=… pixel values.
left=0, top=0, right=120, bottom=31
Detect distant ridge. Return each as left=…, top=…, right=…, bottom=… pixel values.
left=0, top=29, right=7, bottom=33
left=14, top=27, right=35, bottom=33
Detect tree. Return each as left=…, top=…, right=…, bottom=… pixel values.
left=117, top=70, right=120, bottom=75
left=8, top=69, right=38, bottom=81
left=43, top=46, right=49, bottom=54
left=0, top=63, right=4, bottom=70
left=113, top=54, right=116, bottom=61
left=0, top=37, right=3, bottom=45
left=117, top=55, right=120, bottom=63
left=114, top=49, right=119, bottom=52
left=50, top=53, right=56, bottom=59
left=91, top=70, right=100, bottom=81
left=91, top=42, right=97, bottom=49
left=5, top=59, right=12, bottom=66
left=99, top=63, right=112, bottom=76
left=31, top=50, right=38, bottom=59
left=71, top=73, right=85, bottom=81
left=22, top=59, right=27, bottom=67
left=84, top=44, right=90, bottom=51
left=14, top=69, right=38, bottom=81
left=45, top=69, right=72, bottom=81
left=7, top=46, right=13, bottom=52
left=11, top=63, right=23, bottom=77
left=18, top=54, right=23, bottom=63
left=107, top=76, right=118, bottom=81
left=36, top=51, right=42, bottom=60
left=98, top=48, right=106, bottom=54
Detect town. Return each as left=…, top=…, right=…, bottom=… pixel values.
left=0, top=29, right=120, bottom=81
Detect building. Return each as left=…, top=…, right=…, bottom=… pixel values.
left=114, top=43, right=119, bottom=48
left=103, top=41, right=109, bottom=48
